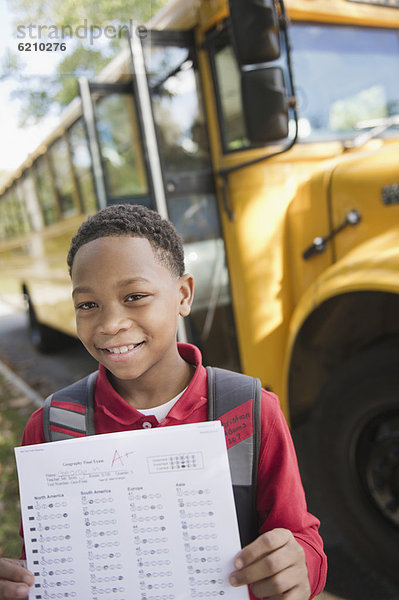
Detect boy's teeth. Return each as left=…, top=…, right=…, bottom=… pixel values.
left=107, top=344, right=136, bottom=354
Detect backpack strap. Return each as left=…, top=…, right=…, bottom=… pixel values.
left=43, top=371, right=98, bottom=441
left=207, top=366, right=261, bottom=548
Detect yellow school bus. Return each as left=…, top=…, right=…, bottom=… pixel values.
left=1, top=0, right=399, bottom=583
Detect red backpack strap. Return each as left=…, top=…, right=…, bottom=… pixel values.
left=43, top=371, right=98, bottom=441
left=207, top=366, right=261, bottom=548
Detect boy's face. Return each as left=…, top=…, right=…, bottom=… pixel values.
left=71, top=235, right=193, bottom=386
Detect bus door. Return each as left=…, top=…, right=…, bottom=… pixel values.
left=79, top=78, right=152, bottom=209
left=129, top=27, right=240, bottom=370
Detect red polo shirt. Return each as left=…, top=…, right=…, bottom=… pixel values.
left=21, top=343, right=327, bottom=598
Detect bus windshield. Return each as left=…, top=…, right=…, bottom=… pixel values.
left=290, top=23, right=399, bottom=142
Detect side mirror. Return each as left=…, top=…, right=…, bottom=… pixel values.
left=241, top=67, right=289, bottom=143
left=229, top=0, right=280, bottom=65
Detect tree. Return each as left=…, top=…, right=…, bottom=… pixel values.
left=4, top=0, right=168, bottom=124
left=8, top=0, right=163, bottom=26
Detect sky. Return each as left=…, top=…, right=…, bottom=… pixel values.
left=0, top=2, right=63, bottom=175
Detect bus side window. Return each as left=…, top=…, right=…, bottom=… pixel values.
left=94, top=93, right=148, bottom=200
left=20, top=171, right=44, bottom=232
left=0, top=190, right=15, bottom=239
left=0, top=200, right=6, bottom=240
left=0, top=184, right=30, bottom=240
left=49, top=136, right=80, bottom=218
left=0, top=196, right=6, bottom=240
left=34, top=156, right=60, bottom=226
left=14, top=181, right=32, bottom=236
left=68, top=118, right=98, bottom=214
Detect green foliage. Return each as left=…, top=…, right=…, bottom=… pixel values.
left=54, top=46, right=111, bottom=108
left=0, top=49, right=25, bottom=81
left=4, top=0, right=168, bottom=123
left=10, top=85, right=55, bottom=125
left=0, top=376, right=35, bottom=557
left=7, top=45, right=114, bottom=124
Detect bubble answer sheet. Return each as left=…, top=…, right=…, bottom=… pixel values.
left=15, top=421, right=249, bottom=600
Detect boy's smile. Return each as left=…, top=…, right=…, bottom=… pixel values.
left=99, top=341, right=145, bottom=360
left=101, top=342, right=143, bottom=355
left=71, top=235, right=194, bottom=408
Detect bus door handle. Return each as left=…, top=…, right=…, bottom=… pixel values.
left=302, top=209, right=361, bottom=260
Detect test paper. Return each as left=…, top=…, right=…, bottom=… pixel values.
left=15, top=421, right=249, bottom=600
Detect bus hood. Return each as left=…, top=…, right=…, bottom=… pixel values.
left=327, top=139, right=399, bottom=264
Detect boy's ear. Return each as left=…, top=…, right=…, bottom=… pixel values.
left=179, top=273, right=194, bottom=317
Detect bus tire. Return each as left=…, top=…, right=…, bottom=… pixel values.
left=25, top=293, right=65, bottom=354
left=307, top=339, right=399, bottom=584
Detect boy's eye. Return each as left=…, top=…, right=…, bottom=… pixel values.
left=126, top=294, right=146, bottom=302
left=76, top=301, right=97, bottom=310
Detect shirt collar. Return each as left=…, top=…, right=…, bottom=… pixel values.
left=95, top=343, right=208, bottom=427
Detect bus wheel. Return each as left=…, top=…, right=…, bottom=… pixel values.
left=25, top=292, right=64, bottom=353
left=308, top=340, right=399, bottom=584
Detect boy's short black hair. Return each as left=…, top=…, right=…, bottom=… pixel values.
left=67, top=204, right=185, bottom=277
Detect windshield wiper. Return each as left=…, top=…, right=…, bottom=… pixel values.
left=343, top=115, right=399, bottom=150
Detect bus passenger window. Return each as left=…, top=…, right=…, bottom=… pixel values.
left=94, top=94, right=148, bottom=198
left=49, top=137, right=79, bottom=218
left=0, top=193, right=13, bottom=240
left=0, top=191, right=15, bottom=239
left=0, top=186, right=30, bottom=239
left=0, top=198, right=7, bottom=240
left=14, top=182, right=31, bottom=236
left=21, top=172, right=43, bottom=232
left=34, top=157, right=59, bottom=226
left=68, top=118, right=97, bottom=214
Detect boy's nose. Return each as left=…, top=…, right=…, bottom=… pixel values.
left=99, top=307, right=131, bottom=335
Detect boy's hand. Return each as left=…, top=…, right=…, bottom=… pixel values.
left=229, top=528, right=311, bottom=599
left=0, top=559, right=34, bottom=599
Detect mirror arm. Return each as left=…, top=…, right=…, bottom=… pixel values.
left=219, top=100, right=298, bottom=181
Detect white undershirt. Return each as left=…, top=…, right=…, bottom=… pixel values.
left=138, top=387, right=187, bottom=424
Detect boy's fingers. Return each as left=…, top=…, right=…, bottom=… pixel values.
left=0, top=580, right=30, bottom=599
left=231, top=544, right=293, bottom=586
left=0, top=559, right=34, bottom=599
left=229, top=529, right=310, bottom=599
left=248, top=563, right=308, bottom=599
left=233, top=528, right=293, bottom=569
left=0, top=559, right=34, bottom=584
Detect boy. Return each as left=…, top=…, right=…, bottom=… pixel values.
left=0, top=204, right=327, bottom=599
